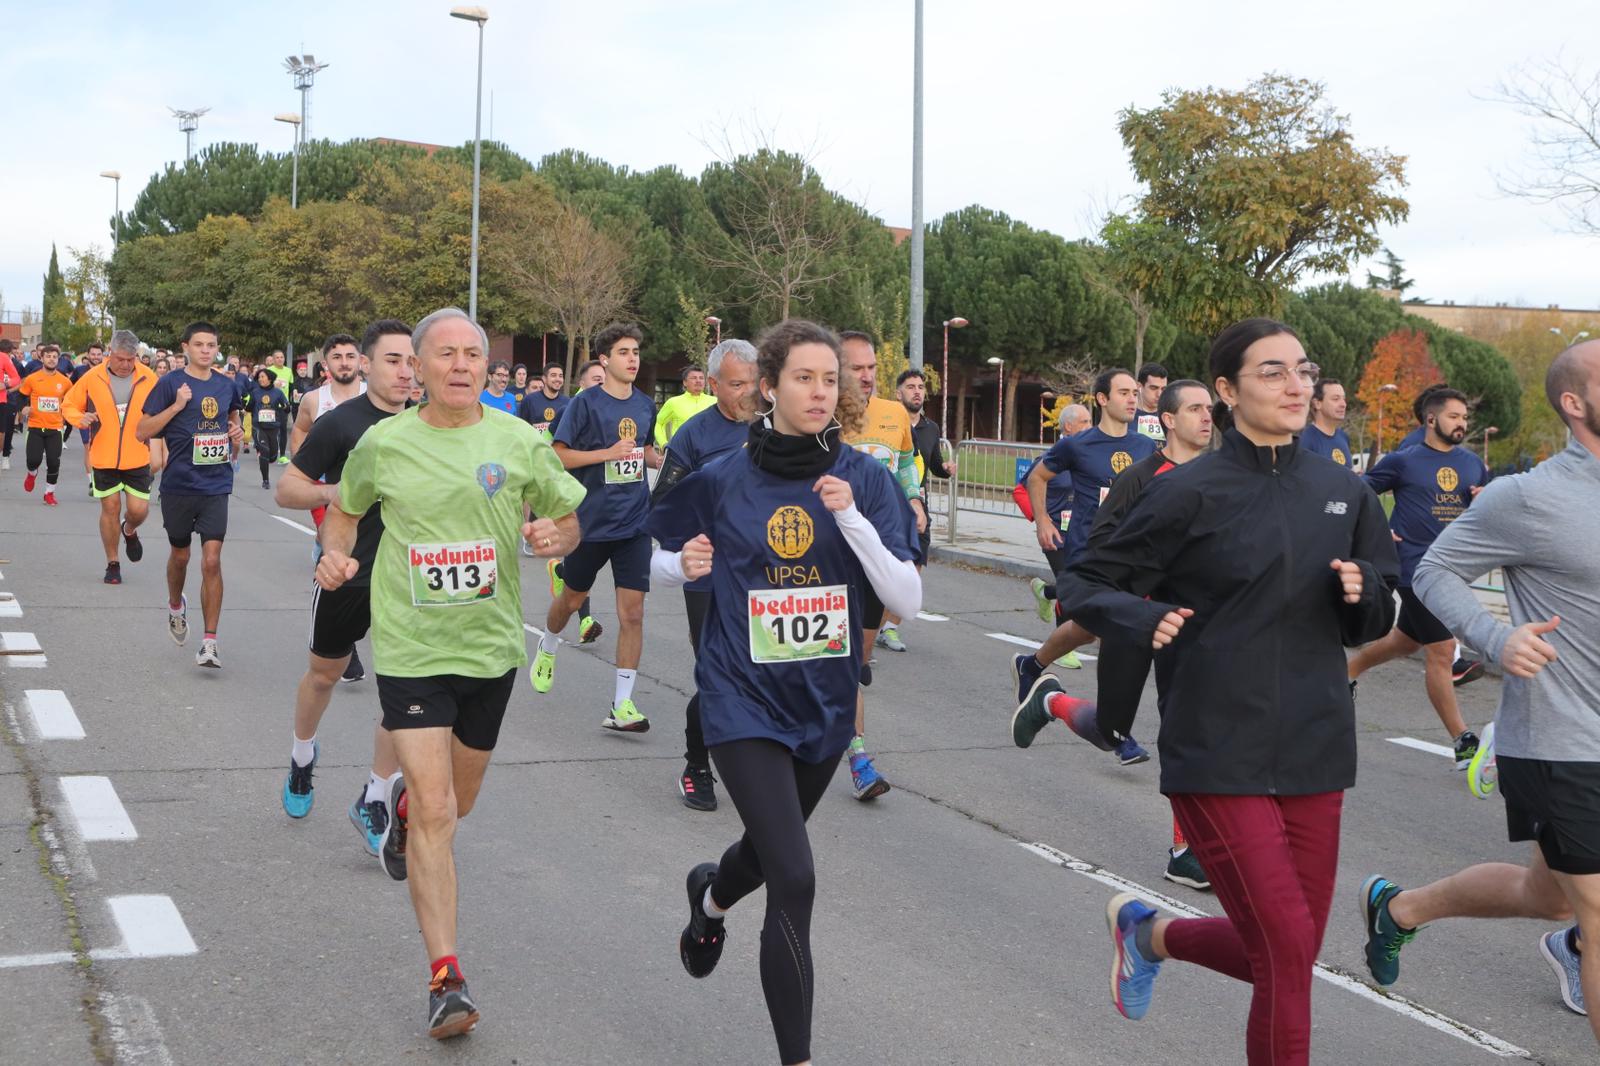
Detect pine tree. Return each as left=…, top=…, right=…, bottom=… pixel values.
left=1364, top=247, right=1415, bottom=298
left=41, top=244, right=69, bottom=345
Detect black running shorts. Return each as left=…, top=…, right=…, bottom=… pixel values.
left=93, top=466, right=153, bottom=500
left=308, top=581, right=371, bottom=660
left=1396, top=586, right=1453, bottom=646
left=376, top=668, right=517, bottom=752
left=561, top=531, right=651, bottom=594
left=1499, top=755, right=1600, bottom=875
left=161, top=493, right=229, bottom=546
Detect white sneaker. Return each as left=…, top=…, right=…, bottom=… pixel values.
left=196, top=638, right=221, bottom=669
left=168, top=595, right=189, bottom=646
left=1, top=457, right=9, bottom=470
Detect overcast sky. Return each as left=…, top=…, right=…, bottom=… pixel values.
left=5, top=0, right=1597, bottom=331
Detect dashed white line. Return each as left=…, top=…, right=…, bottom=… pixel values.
left=1019, top=841, right=1529, bottom=1058
left=0, top=630, right=47, bottom=667
left=0, top=594, right=20, bottom=618
left=1388, top=736, right=1455, bottom=759
left=23, top=689, right=85, bottom=739
left=99, top=993, right=175, bottom=1066
left=523, top=622, right=546, bottom=638
left=59, top=776, right=138, bottom=841
left=271, top=514, right=317, bottom=536
left=0, top=895, right=197, bottom=969
left=986, top=631, right=1097, bottom=661
left=916, top=611, right=949, bottom=622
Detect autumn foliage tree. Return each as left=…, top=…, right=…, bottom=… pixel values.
left=1356, top=329, right=1443, bottom=448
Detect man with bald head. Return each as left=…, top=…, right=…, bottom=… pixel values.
left=1361, top=341, right=1600, bottom=1038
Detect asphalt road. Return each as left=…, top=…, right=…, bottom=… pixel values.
left=0, top=459, right=1588, bottom=1065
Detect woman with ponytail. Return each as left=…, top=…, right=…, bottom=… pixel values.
left=649, top=319, right=918, bottom=1066
left=1060, top=318, right=1400, bottom=1064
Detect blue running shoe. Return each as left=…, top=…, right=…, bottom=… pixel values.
left=348, top=789, right=387, bottom=857
left=1539, top=927, right=1587, bottom=1015
left=1360, top=875, right=1417, bottom=986
left=1011, top=651, right=1044, bottom=707
left=849, top=749, right=890, bottom=801
left=1116, top=737, right=1150, bottom=766
left=282, top=742, right=318, bottom=819
left=1106, top=892, right=1162, bottom=1020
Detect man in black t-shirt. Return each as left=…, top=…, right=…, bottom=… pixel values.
left=272, top=319, right=414, bottom=853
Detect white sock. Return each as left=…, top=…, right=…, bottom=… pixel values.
left=538, top=630, right=560, bottom=654
left=1454, top=641, right=1465, bottom=661
left=615, top=669, right=637, bottom=706
left=365, top=773, right=384, bottom=803
left=703, top=885, right=729, bottom=918
left=291, top=735, right=317, bottom=767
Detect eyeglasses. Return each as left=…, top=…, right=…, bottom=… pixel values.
left=1240, top=362, right=1320, bottom=388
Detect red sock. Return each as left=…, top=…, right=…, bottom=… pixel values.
left=1045, top=692, right=1086, bottom=722
left=203, top=631, right=217, bottom=641
left=430, top=955, right=461, bottom=981
left=1172, top=817, right=1186, bottom=849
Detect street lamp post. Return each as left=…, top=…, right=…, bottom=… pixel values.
left=451, top=6, right=489, bottom=321
left=1550, top=326, right=1591, bottom=345
left=100, top=170, right=122, bottom=332
left=1482, top=425, right=1499, bottom=464
left=274, top=113, right=302, bottom=208
left=1038, top=391, right=1055, bottom=444
left=1377, top=383, right=1399, bottom=455
left=987, top=356, right=1005, bottom=440
left=705, top=316, right=721, bottom=349
left=940, top=316, right=967, bottom=435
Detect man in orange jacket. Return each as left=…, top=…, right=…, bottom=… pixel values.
left=63, top=330, right=158, bottom=585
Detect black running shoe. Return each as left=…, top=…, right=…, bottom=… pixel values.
left=679, top=862, right=727, bottom=978
left=103, top=562, right=122, bottom=585
left=121, top=523, right=143, bottom=562
left=1452, top=658, right=1485, bottom=687
left=378, top=775, right=407, bottom=881
left=342, top=647, right=365, bottom=684
left=679, top=763, right=718, bottom=812
left=427, top=961, right=480, bottom=1040
left=1012, top=651, right=1045, bottom=707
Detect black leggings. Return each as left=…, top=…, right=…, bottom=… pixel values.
left=1095, top=634, right=1154, bottom=741
left=684, top=590, right=711, bottom=766
left=708, top=739, right=840, bottom=1066
left=0, top=401, right=16, bottom=457
left=255, top=431, right=279, bottom=482
left=26, top=427, right=62, bottom=484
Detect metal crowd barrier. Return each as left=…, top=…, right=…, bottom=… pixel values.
left=923, top=439, right=1046, bottom=543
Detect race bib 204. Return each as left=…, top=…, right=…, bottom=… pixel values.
left=748, top=584, right=851, bottom=663
left=192, top=432, right=230, bottom=466
left=605, top=447, right=645, bottom=485
left=408, top=538, right=498, bottom=607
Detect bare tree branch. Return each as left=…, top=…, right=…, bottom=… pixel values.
left=1485, top=55, right=1600, bottom=234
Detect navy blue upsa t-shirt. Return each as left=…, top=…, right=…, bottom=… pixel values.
left=662, top=403, right=750, bottom=591
left=1299, top=423, right=1353, bottom=467
left=518, top=389, right=570, bottom=435
left=650, top=445, right=918, bottom=763
left=1397, top=425, right=1427, bottom=451
left=1364, top=442, right=1488, bottom=585
left=1038, top=426, right=1158, bottom=561
left=553, top=384, right=656, bottom=542
left=147, top=369, right=243, bottom=496
left=1023, top=456, right=1075, bottom=534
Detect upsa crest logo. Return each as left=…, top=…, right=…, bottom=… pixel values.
left=1110, top=451, right=1133, bottom=474
left=1332, top=448, right=1347, bottom=466
left=200, top=396, right=219, bottom=420
left=767, top=506, right=813, bottom=560
left=618, top=417, right=638, bottom=441
left=544, top=407, right=555, bottom=421
left=1436, top=466, right=1460, bottom=492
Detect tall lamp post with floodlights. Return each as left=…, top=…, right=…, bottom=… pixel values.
left=705, top=316, right=721, bottom=349
left=1377, top=382, right=1399, bottom=455
left=940, top=316, right=967, bottom=435
left=274, top=114, right=302, bottom=208
left=100, top=170, right=121, bottom=330
left=450, top=5, right=489, bottom=321
left=987, top=356, right=1005, bottom=440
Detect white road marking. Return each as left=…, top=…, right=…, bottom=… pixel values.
left=102, top=895, right=199, bottom=959
left=0, top=950, right=76, bottom=969
left=99, top=993, right=175, bottom=1066
left=59, top=776, right=138, bottom=841
left=1019, top=841, right=1529, bottom=1059
left=271, top=514, right=317, bottom=536
left=916, top=611, right=949, bottom=621
left=1388, top=736, right=1455, bottom=759
left=523, top=622, right=546, bottom=638
left=23, top=689, right=85, bottom=739
left=0, top=594, right=20, bottom=618
left=1, top=630, right=47, bottom=667
left=986, top=632, right=1097, bottom=662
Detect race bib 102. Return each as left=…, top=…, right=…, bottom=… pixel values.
left=748, top=584, right=851, bottom=663
left=257, top=408, right=277, bottom=424
left=605, top=447, right=645, bottom=485
left=38, top=397, right=60, bottom=413
left=408, top=538, right=498, bottom=607
left=192, top=432, right=229, bottom=466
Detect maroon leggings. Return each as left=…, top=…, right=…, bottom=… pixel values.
left=1163, top=791, right=1344, bottom=1066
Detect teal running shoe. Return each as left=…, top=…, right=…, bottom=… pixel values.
left=1360, top=875, right=1417, bottom=986
left=1106, top=892, right=1162, bottom=1020
left=282, top=741, right=318, bottom=819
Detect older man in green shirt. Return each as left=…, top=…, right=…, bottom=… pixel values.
left=653, top=364, right=716, bottom=446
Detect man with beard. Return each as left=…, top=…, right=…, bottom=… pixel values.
left=1348, top=387, right=1490, bottom=765
left=875, top=367, right=956, bottom=652
left=290, top=334, right=366, bottom=454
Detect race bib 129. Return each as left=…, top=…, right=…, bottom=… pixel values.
left=192, top=432, right=229, bottom=466
left=408, top=538, right=498, bottom=607
left=605, top=447, right=645, bottom=485
left=748, top=584, right=851, bottom=663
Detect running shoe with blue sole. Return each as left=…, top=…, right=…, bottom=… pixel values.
left=1539, top=927, right=1587, bottom=1015
left=1360, top=875, right=1417, bottom=986
left=1116, top=737, right=1151, bottom=766
left=281, top=742, right=318, bottom=819
left=1106, top=892, right=1162, bottom=1020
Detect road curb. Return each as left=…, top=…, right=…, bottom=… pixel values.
left=929, top=545, right=1051, bottom=582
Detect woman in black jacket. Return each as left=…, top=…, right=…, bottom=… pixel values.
left=1058, top=318, right=1399, bottom=1065
left=243, top=368, right=291, bottom=489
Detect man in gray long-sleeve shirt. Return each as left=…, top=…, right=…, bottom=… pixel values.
left=1356, top=341, right=1600, bottom=1042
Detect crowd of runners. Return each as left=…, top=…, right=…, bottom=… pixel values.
left=2, top=311, right=1597, bottom=1066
